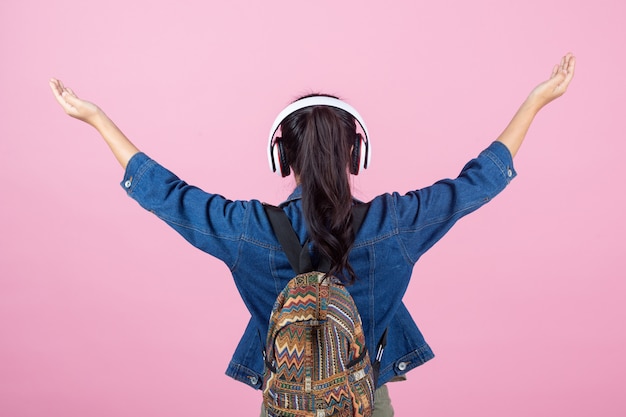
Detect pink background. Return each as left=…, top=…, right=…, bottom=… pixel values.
left=1, top=0, right=624, bottom=416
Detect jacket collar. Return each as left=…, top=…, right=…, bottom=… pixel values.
left=282, top=185, right=364, bottom=206
left=282, top=185, right=303, bottom=206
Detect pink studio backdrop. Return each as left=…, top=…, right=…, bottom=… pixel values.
left=1, top=0, right=624, bottom=416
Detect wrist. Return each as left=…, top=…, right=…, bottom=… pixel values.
left=521, top=94, right=544, bottom=115
left=89, top=109, right=110, bottom=131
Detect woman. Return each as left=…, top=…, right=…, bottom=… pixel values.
left=50, top=53, right=576, bottom=416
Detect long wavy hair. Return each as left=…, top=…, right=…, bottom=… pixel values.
left=277, top=94, right=359, bottom=283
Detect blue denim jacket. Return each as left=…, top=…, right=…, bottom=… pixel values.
left=121, top=141, right=516, bottom=389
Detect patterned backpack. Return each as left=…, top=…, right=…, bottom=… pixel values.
left=262, top=204, right=384, bottom=417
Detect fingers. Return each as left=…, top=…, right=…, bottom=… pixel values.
left=563, top=53, right=576, bottom=82
left=50, top=78, right=70, bottom=100
left=49, top=78, right=80, bottom=115
left=548, top=53, right=576, bottom=93
left=66, top=87, right=78, bottom=98
left=549, top=52, right=574, bottom=81
left=558, top=53, right=575, bottom=74
left=49, top=79, right=68, bottom=107
left=551, top=64, right=559, bottom=79
left=49, top=78, right=77, bottom=99
left=56, top=79, right=68, bottom=95
left=556, top=53, right=576, bottom=91
left=49, top=78, right=63, bottom=98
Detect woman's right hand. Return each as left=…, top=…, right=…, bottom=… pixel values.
left=49, top=78, right=102, bottom=126
left=527, top=53, right=576, bottom=110
left=495, top=53, right=576, bottom=158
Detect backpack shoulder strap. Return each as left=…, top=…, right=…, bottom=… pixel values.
left=263, top=204, right=312, bottom=274
left=352, top=202, right=369, bottom=232
left=263, top=203, right=370, bottom=274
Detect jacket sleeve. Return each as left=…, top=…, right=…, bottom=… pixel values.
left=120, top=152, right=247, bottom=269
left=392, top=141, right=516, bottom=264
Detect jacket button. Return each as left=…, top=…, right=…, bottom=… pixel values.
left=250, top=376, right=258, bottom=385
left=124, top=180, right=132, bottom=188
left=397, top=361, right=407, bottom=371
left=507, top=169, right=513, bottom=177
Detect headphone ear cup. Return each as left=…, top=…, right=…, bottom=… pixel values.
left=350, top=133, right=363, bottom=175
left=276, top=138, right=290, bottom=177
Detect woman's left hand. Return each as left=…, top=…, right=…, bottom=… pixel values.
left=49, top=78, right=140, bottom=168
left=50, top=78, right=102, bottom=126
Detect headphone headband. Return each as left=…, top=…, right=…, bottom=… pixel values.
left=267, top=96, right=371, bottom=173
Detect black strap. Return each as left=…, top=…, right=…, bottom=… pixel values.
left=352, top=204, right=369, bottom=232
left=264, top=205, right=311, bottom=274
left=263, top=203, right=370, bottom=274
left=372, top=327, right=388, bottom=387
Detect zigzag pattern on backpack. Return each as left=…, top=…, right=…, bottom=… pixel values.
left=263, top=272, right=374, bottom=417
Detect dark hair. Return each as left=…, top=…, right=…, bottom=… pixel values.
left=278, top=94, right=359, bottom=283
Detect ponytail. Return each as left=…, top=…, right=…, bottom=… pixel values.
left=279, top=97, right=358, bottom=283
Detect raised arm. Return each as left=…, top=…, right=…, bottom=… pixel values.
left=49, top=78, right=140, bottom=169
left=496, top=53, right=576, bottom=158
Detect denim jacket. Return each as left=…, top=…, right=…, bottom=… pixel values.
left=121, top=141, right=516, bottom=389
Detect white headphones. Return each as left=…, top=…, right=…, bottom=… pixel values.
left=267, top=96, right=371, bottom=176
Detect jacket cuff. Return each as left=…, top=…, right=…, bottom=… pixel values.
left=484, top=141, right=517, bottom=184
left=120, top=152, right=151, bottom=193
